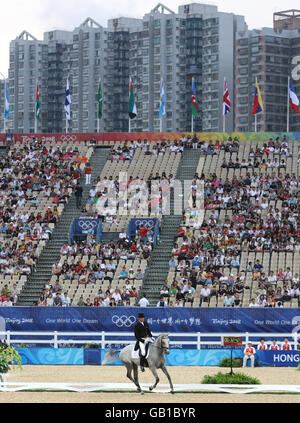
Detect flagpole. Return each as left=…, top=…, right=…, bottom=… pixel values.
left=287, top=76, right=290, bottom=133
left=128, top=78, right=131, bottom=134
left=34, top=80, right=37, bottom=134
left=65, top=77, right=69, bottom=134
left=159, top=78, right=164, bottom=134
left=254, top=77, right=257, bottom=133
left=191, top=77, right=194, bottom=133
left=98, top=77, right=102, bottom=134
left=3, top=80, right=6, bottom=134
left=223, top=77, right=225, bottom=133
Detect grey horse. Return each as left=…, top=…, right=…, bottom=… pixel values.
left=102, top=334, right=174, bottom=394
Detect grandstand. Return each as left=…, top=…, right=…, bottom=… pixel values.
left=0, top=134, right=298, bottom=309
left=165, top=136, right=299, bottom=307
left=0, top=139, right=92, bottom=304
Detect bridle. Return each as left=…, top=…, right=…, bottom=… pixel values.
left=153, top=335, right=169, bottom=351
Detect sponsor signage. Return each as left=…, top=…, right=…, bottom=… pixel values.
left=257, top=351, right=300, bottom=367
left=223, top=336, right=243, bottom=347
left=1, top=308, right=300, bottom=334
left=2, top=132, right=300, bottom=144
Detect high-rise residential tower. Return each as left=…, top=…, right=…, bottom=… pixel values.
left=7, top=2, right=247, bottom=133
left=235, top=10, right=300, bottom=132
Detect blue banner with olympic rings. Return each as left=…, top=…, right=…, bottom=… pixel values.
left=127, top=218, right=160, bottom=245
left=1, top=307, right=300, bottom=335
left=70, top=217, right=102, bottom=243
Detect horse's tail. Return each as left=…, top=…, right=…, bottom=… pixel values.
left=102, top=349, right=120, bottom=366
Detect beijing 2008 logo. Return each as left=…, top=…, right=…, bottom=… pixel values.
left=112, top=315, right=136, bottom=328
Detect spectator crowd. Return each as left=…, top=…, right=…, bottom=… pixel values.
left=162, top=135, right=300, bottom=308
left=0, top=137, right=90, bottom=306
left=0, top=135, right=299, bottom=310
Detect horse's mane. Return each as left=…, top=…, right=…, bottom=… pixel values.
left=154, top=334, right=168, bottom=347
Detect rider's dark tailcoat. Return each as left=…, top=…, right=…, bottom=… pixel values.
left=134, top=320, right=153, bottom=347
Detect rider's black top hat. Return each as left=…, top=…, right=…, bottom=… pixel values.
left=138, top=312, right=145, bottom=318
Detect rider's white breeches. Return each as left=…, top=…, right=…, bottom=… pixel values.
left=139, top=337, right=153, bottom=357
left=139, top=341, right=146, bottom=356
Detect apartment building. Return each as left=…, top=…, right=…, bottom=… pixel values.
left=43, top=30, right=73, bottom=133
left=0, top=79, right=5, bottom=133
left=235, top=11, right=300, bottom=132
left=8, top=31, right=48, bottom=133
left=127, top=3, right=247, bottom=133
left=6, top=2, right=247, bottom=133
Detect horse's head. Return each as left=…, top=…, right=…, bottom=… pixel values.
left=156, top=334, right=170, bottom=355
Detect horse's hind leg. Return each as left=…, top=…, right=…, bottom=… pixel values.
left=161, top=365, right=174, bottom=394
left=125, top=363, right=141, bottom=392
left=132, top=363, right=143, bottom=395
left=125, top=363, right=135, bottom=384
left=149, top=367, right=159, bottom=391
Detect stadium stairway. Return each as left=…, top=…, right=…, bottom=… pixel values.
left=17, top=147, right=110, bottom=306
left=141, top=149, right=202, bottom=306
left=0, top=146, right=7, bottom=158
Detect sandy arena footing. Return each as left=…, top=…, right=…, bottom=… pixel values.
left=0, top=365, right=300, bottom=403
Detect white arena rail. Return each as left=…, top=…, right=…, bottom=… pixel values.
left=0, top=331, right=299, bottom=349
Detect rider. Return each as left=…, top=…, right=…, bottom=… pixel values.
left=134, top=312, right=154, bottom=372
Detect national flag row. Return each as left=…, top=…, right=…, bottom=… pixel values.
left=252, top=77, right=299, bottom=116
left=3, top=76, right=299, bottom=131
left=129, top=76, right=300, bottom=126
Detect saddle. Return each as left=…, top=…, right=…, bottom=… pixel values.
left=133, top=341, right=150, bottom=366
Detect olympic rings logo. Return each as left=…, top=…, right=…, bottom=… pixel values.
left=135, top=220, right=155, bottom=228
left=78, top=220, right=98, bottom=230
left=60, top=135, right=77, bottom=142
left=112, top=315, right=136, bottom=328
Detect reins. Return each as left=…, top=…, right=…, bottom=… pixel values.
left=151, top=336, right=169, bottom=351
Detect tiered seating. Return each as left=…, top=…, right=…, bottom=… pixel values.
left=41, top=139, right=183, bottom=306
left=50, top=254, right=148, bottom=306
left=2, top=134, right=298, bottom=308
left=0, top=139, right=92, bottom=305
left=89, top=140, right=181, bottom=232
left=102, top=142, right=180, bottom=180
left=165, top=136, right=300, bottom=308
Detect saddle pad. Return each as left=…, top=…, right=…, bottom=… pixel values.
left=131, top=344, right=150, bottom=360
left=131, top=349, right=140, bottom=359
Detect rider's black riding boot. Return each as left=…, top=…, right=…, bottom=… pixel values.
left=140, top=356, right=146, bottom=372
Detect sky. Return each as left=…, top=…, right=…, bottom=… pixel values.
left=1, top=0, right=299, bottom=77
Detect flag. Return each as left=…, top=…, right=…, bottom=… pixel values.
left=159, top=79, right=166, bottom=119
left=4, top=83, right=9, bottom=120
left=35, top=82, right=40, bottom=120
left=252, top=78, right=264, bottom=115
left=128, top=78, right=137, bottom=119
left=223, top=78, right=231, bottom=116
left=191, top=78, right=198, bottom=118
left=98, top=78, right=103, bottom=119
left=289, top=79, right=300, bottom=114
left=64, top=78, right=71, bottom=120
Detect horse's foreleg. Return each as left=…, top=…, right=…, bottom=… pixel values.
left=161, top=365, right=174, bottom=394
left=149, top=367, right=159, bottom=391
left=133, top=363, right=144, bottom=395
